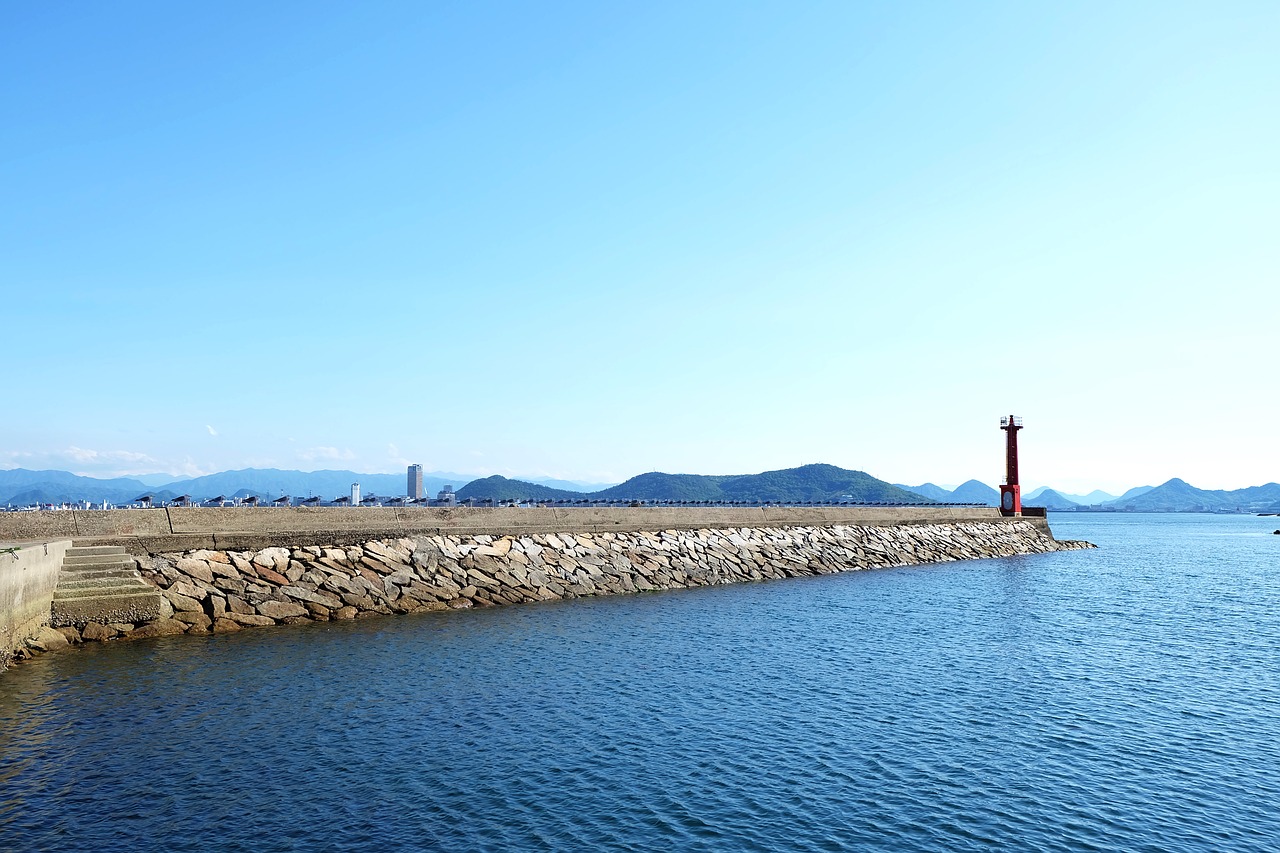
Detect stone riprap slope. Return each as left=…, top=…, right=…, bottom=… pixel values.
left=55, top=521, right=1092, bottom=641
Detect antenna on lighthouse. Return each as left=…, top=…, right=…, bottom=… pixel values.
left=999, top=415, right=1023, bottom=516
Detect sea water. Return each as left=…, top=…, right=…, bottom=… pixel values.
left=2, top=514, right=1278, bottom=851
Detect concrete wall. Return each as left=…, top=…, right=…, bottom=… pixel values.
left=0, top=540, right=70, bottom=663
left=0, top=510, right=169, bottom=541
left=0, top=505, right=1045, bottom=555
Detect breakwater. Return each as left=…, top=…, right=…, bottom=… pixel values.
left=59, top=518, right=1090, bottom=640
left=0, top=507, right=1093, bottom=650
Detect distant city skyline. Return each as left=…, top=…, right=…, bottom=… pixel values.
left=3, top=2, right=1275, bottom=495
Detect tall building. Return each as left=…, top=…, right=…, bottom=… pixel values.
left=408, top=464, right=424, bottom=500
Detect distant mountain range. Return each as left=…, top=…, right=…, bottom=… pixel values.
left=1025, top=488, right=1079, bottom=510
left=0, top=467, right=610, bottom=507
left=896, top=479, right=1280, bottom=513
left=900, top=483, right=952, bottom=502
left=1025, top=486, right=1113, bottom=504
left=4, top=466, right=1277, bottom=513
left=895, top=480, right=1001, bottom=506
left=949, top=480, right=1002, bottom=505
left=2, top=464, right=936, bottom=508
left=1101, top=478, right=1280, bottom=513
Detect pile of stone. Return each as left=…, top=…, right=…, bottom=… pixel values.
left=6, top=624, right=78, bottom=665
left=44, top=520, right=1091, bottom=641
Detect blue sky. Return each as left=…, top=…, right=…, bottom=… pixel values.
left=3, top=1, right=1276, bottom=493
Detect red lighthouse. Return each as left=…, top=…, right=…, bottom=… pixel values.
left=999, top=415, right=1023, bottom=516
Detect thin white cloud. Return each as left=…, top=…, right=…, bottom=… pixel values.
left=206, top=425, right=218, bottom=436
left=64, top=446, right=156, bottom=465
left=7, top=447, right=168, bottom=478
left=298, top=446, right=357, bottom=462
left=0, top=447, right=214, bottom=479
left=0, top=451, right=34, bottom=470
left=174, top=457, right=216, bottom=477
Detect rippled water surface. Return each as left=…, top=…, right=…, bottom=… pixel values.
left=3, top=514, right=1280, bottom=851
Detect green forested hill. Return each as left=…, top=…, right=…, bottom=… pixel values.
left=457, top=464, right=931, bottom=503
left=718, top=464, right=919, bottom=503
left=455, top=477, right=583, bottom=502
left=593, top=473, right=733, bottom=501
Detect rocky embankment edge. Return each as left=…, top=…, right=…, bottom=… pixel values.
left=38, top=521, right=1094, bottom=644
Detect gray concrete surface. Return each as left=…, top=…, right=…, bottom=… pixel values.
left=1, top=539, right=71, bottom=663
left=0, top=505, right=1052, bottom=555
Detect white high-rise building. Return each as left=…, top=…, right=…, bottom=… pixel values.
left=408, top=464, right=424, bottom=500
left=351, top=483, right=361, bottom=506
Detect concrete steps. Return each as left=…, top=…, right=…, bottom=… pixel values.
left=61, top=545, right=129, bottom=557
left=56, top=568, right=139, bottom=581
left=62, top=550, right=128, bottom=563
left=57, top=575, right=145, bottom=590
left=51, top=546, right=162, bottom=628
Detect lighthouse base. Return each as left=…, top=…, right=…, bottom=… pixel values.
left=999, top=485, right=1021, bottom=516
